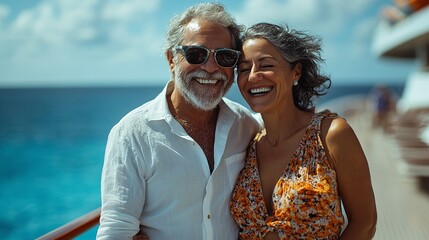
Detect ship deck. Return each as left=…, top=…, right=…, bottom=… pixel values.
left=346, top=109, right=429, bottom=239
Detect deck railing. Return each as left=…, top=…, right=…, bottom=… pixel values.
left=36, top=208, right=100, bottom=240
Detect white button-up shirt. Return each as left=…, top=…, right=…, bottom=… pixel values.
left=97, top=81, right=261, bottom=240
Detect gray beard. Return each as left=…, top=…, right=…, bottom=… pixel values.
left=174, top=64, right=232, bottom=111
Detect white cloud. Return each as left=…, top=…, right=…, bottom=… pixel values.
left=0, top=0, right=165, bottom=86
left=101, top=0, right=159, bottom=22
left=7, top=0, right=161, bottom=46
left=0, top=3, right=10, bottom=21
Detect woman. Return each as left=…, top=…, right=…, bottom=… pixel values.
left=230, top=23, right=377, bottom=239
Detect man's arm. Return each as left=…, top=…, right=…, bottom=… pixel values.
left=97, top=126, right=146, bottom=239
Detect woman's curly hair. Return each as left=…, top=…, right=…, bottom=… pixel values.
left=241, top=22, right=331, bottom=111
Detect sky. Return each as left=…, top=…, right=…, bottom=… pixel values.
left=0, top=0, right=418, bottom=87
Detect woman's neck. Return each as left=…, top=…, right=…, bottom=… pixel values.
left=262, top=107, right=312, bottom=147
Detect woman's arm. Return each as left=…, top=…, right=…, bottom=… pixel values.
left=322, top=117, right=377, bottom=239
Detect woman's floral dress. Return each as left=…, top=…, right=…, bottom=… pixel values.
left=230, top=111, right=344, bottom=239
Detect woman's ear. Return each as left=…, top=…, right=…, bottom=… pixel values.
left=292, top=62, right=302, bottom=81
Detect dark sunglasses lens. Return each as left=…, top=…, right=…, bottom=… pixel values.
left=216, top=50, right=238, bottom=67
left=185, top=47, right=208, bottom=64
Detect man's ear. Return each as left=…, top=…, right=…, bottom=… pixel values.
left=166, top=50, right=175, bottom=73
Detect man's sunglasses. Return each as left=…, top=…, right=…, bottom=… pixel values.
left=174, top=45, right=240, bottom=68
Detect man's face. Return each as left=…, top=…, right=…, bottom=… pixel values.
left=171, top=19, right=235, bottom=111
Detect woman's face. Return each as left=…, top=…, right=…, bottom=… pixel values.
left=237, top=38, right=301, bottom=113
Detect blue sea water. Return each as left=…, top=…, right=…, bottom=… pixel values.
left=0, top=83, right=403, bottom=239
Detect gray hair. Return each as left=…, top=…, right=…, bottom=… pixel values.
left=241, top=22, right=331, bottom=111
left=165, top=3, right=243, bottom=53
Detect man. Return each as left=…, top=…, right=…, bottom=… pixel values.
left=96, top=3, right=261, bottom=239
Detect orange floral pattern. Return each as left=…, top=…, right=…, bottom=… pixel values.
left=230, top=111, right=344, bottom=239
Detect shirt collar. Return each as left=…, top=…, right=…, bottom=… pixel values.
left=145, top=81, right=175, bottom=122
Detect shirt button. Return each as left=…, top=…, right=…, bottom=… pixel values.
left=207, top=214, right=211, bottom=219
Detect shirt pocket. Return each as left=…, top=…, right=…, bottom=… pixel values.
left=224, top=152, right=246, bottom=189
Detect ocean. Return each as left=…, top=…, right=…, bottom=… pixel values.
left=0, top=83, right=404, bottom=239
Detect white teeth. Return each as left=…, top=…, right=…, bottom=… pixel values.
left=197, top=79, right=217, bottom=84
left=250, top=87, right=272, bottom=94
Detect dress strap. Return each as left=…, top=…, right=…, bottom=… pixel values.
left=311, top=110, right=339, bottom=133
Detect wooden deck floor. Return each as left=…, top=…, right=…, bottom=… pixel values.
left=347, top=111, right=429, bottom=240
